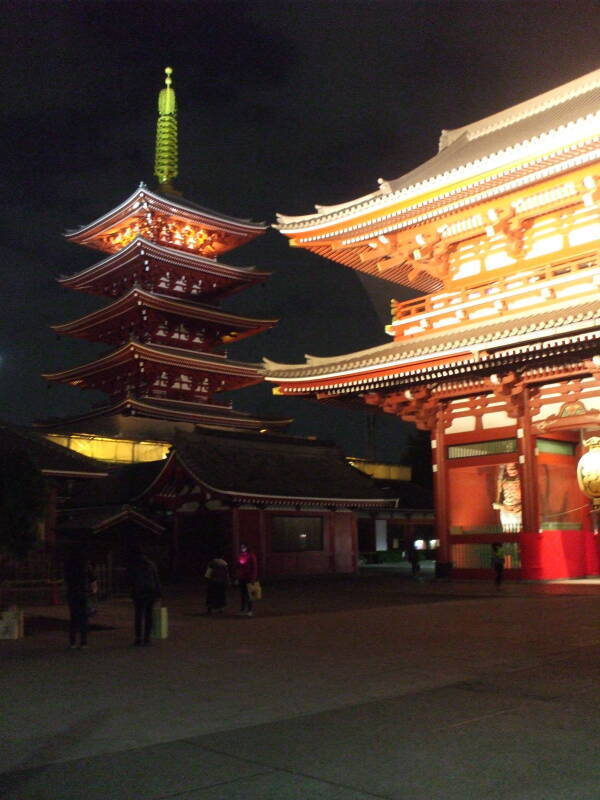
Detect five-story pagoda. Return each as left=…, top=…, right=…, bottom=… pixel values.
left=40, top=69, right=289, bottom=462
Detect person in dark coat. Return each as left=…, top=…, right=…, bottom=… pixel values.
left=235, top=543, right=258, bottom=617
left=204, top=554, right=229, bottom=614
left=130, top=553, right=161, bottom=645
left=491, top=542, right=505, bottom=588
left=64, top=546, right=97, bottom=649
left=407, top=541, right=421, bottom=578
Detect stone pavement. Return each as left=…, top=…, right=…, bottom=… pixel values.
left=1, top=574, right=599, bottom=799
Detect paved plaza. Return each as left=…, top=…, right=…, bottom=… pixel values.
left=1, top=574, right=599, bottom=799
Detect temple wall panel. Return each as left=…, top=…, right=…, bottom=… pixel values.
left=481, top=410, right=514, bottom=429
left=532, top=402, right=565, bottom=423
left=445, top=415, right=476, bottom=435
left=532, top=382, right=600, bottom=424
left=441, top=196, right=600, bottom=288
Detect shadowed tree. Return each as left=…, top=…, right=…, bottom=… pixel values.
left=401, top=427, right=433, bottom=491
left=0, top=450, right=47, bottom=560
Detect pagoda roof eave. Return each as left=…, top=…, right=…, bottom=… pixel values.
left=35, top=396, right=292, bottom=433
left=65, top=185, right=267, bottom=244
left=51, top=287, right=278, bottom=337
left=58, top=236, right=271, bottom=288
left=43, top=341, right=264, bottom=384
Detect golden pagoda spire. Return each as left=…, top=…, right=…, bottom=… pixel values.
left=154, top=67, right=179, bottom=194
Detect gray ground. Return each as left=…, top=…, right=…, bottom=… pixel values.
left=1, top=574, right=599, bottom=799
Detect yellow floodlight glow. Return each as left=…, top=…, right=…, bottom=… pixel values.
left=47, top=434, right=170, bottom=464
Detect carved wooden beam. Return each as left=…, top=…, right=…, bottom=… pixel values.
left=488, top=371, right=531, bottom=418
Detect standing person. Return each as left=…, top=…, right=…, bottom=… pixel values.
left=204, top=554, right=229, bottom=614
left=130, top=552, right=161, bottom=645
left=407, top=541, right=421, bottom=578
left=64, top=545, right=96, bottom=650
left=491, top=542, right=505, bottom=588
left=236, top=543, right=257, bottom=617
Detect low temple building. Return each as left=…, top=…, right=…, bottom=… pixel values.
left=61, top=428, right=396, bottom=582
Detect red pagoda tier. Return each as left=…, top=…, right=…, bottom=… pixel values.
left=51, top=287, right=277, bottom=350
left=64, top=184, right=267, bottom=258
left=39, top=68, right=290, bottom=455
left=57, top=237, right=272, bottom=303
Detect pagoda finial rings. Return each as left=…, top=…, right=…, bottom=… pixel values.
left=165, top=66, right=173, bottom=86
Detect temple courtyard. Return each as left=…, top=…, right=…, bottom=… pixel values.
left=1, top=574, right=599, bottom=799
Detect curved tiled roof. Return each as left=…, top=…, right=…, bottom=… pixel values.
left=64, top=429, right=396, bottom=510
left=173, top=429, right=392, bottom=505
left=67, top=460, right=166, bottom=507
left=276, top=68, right=600, bottom=231
left=59, top=237, right=270, bottom=284
left=264, top=296, right=600, bottom=381
left=52, top=287, right=278, bottom=337
left=0, top=423, right=107, bottom=477
left=66, top=185, right=267, bottom=238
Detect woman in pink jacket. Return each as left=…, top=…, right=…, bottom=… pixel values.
left=236, top=543, right=257, bottom=616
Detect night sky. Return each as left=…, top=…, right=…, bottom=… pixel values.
left=1, top=0, right=599, bottom=461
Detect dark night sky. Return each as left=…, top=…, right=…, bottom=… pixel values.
left=1, top=0, right=599, bottom=461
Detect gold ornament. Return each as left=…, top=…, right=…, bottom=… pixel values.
left=577, top=437, right=600, bottom=509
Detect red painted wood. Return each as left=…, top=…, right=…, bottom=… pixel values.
left=519, top=530, right=600, bottom=580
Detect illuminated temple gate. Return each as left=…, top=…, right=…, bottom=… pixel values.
left=266, top=69, right=600, bottom=580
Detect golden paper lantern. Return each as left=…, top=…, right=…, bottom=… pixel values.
left=577, top=437, right=600, bottom=509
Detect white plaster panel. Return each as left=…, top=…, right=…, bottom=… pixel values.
left=375, top=519, right=388, bottom=551
left=485, top=251, right=515, bottom=271
left=445, top=415, right=476, bottom=434
left=482, top=411, right=514, bottom=428
left=569, top=222, right=600, bottom=247
left=533, top=401, right=564, bottom=422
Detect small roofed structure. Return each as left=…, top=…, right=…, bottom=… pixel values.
left=58, top=460, right=167, bottom=594
left=0, top=423, right=109, bottom=601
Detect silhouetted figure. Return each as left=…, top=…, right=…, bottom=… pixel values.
left=130, top=553, right=161, bottom=645
left=205, top=555, right=229, bottom=614
left=491, top=542, right=505, bottom=588
left=236, top=543, right=257, bottom=617
left=407, top=542, right=421, bottom=578
left=64, top=546, right=96, bottom=649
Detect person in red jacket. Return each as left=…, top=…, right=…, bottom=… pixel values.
left=236, top=543, right=257, bottom=616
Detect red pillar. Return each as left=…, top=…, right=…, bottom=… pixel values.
left=433, top=408, right=451, bottom=575
left=258, top=509, right=267, bottom=578
left=521, top=385, right=539, bottom=534
left=231, top=507, right=240, bottom=563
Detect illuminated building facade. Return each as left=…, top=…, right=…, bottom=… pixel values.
left=267, top=69, right=600, bottom=580
left=40, top=68, right=290, bottom=462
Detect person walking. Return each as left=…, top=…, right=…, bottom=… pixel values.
left=64, top=545, right=97, bottom=649
left=491, top=542, right=505, bottom=588
left=236, top=543, right=257, bottom=617
left=130, top=552, right=162, bottom=645
left=204, top=554, right=229, bottom=614
left=407, top=541, right=421, bottom=578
